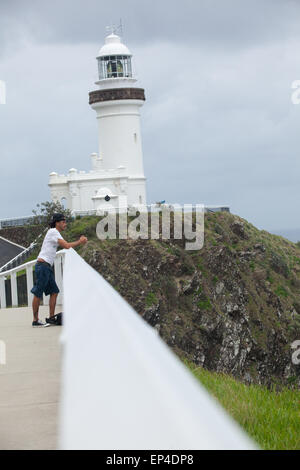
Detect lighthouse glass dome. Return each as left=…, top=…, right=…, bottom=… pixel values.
left=98, top=55, right=132, bottom=79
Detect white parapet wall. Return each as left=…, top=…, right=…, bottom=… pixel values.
left=59, top=248, right=256, bottom=450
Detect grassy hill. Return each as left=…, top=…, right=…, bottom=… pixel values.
left=188, top=362, right=299, bottom=450
left=2, top=211, right=300, bottom=388
left=68, top=211, right=300, bottom=389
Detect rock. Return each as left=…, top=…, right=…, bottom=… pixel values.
left=254, top=243, right=266, bottom=252
left=182, top=279, right=193, bottom=295
left=253, top=269, right=266, bottom=282
left=174, top=315, right=183, bottom=325
left=238, top=251, right=256, bottom=260
left=193, top=353, right=205, bottom=365
left=182, top=273, right=201, bottom=295
left=226, top=303, right=240, bottom=316
left=291, top=308, right=298, bottom=319
left=216, top=281, right=225, bottom=295
left=230, top=221, right=249, bottom=239
left=143, top=303, right=160, bottom=326
left=244, top=372, right=252, bottom=384
left=293, top=302, right=300, bottom=314
left=214, top=224, right=224, bottom=236
left=270, top=252, right=290, bottom=278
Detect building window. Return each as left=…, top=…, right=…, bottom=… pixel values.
left=61, top=197, right=67, bottom=209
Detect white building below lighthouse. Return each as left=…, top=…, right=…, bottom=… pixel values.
left=49, top=32, right=147, bottom=213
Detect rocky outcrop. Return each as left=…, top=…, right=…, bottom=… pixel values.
left=19, top=211, right=299, bottom=388
left=76, top=212, right=300, bottom=389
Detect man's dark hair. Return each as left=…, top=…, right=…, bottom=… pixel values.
left=50, top=213, right=66, bottom=228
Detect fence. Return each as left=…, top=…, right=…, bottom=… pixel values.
left=0, top=251, right=65, bottom=309
left=73, top=205, right=230, bottom=215
left=0, top=216, right=35, bottom=229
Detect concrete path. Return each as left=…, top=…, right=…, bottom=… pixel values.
left=0, top=306, right=62, bottom=450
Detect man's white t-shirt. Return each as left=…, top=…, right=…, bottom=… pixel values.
left=38, top=228, right=64, bottom=266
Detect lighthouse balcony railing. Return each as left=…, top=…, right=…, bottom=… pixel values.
left=0, top=250, right=66, bottom=309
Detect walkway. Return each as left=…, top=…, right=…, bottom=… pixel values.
left=0, top=306, right=61, bottom=450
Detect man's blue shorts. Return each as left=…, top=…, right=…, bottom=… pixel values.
left=31, top=261, right=59, bottom=299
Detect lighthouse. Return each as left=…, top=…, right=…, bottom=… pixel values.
left=90, top=33, right=146, bottom=178
left=49, top=32, right=147, bottom=213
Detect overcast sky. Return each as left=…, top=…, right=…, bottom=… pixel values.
left=0, top=0, right=300, bottom=237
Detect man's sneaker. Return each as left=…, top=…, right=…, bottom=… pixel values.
left=32, top=320, right=49, bottom=327
left=46, top=313, right=63, bottom=326
left=45, top=316, right=58, bottom=325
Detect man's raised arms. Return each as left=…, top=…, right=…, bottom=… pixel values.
left=58, top=236, right=87, bottom=249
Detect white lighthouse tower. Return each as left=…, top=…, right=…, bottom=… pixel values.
left=91, top=33, right=146, bottom=179
left=49, top=31, right=147, bottom=213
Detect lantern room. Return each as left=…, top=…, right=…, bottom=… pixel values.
left=97, top=33, right=133, bottom=81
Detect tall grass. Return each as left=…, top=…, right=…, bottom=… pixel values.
left=187, top=363, right=300, bottom=450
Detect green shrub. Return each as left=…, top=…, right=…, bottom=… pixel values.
left=275, top=285, right=288, bottom=298
left=145, top=292, right=158, bottom=307
left=197, top=299, right=212, bottom=310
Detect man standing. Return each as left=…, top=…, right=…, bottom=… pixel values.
left=31, top=213, right=87, bottom=327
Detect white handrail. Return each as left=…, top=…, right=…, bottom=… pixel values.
left=0, top=250, right=66, bottom=309
left=60, top=249, right=256, bottom=450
